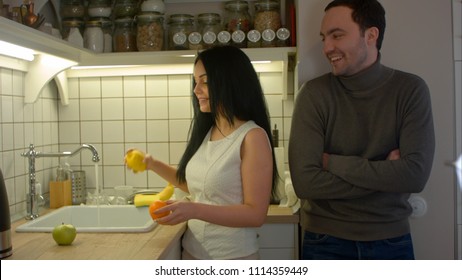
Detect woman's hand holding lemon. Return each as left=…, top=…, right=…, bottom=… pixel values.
left=124, top=149, right=147, bottom=173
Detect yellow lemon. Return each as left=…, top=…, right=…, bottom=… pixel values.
left=125, top=150, right=146, bottom=172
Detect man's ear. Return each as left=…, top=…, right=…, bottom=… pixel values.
left=366, top=26, right=379, bottom=47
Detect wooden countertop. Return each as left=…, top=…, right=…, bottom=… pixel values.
left=5, top=205, right=298, bottom=260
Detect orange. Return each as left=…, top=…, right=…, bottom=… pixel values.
left=125, top=149, right=146, bottom=172
left=149, top=200, right=170, bottom=220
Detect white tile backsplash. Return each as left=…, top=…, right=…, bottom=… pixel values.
left=102, top=98, right=123, bottom=120
left=2, top=68, right=292, bottom=218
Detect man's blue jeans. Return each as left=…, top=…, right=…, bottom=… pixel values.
left=302, top=231, right=415, bottom=260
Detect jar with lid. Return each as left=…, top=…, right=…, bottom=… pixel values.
left=168, top=14, right=194, bottom=50
left=276, top=27, right=290, bottom=47
left=93, top=17, right=113, bottom=52
left=84, top=20, right=104, bottom=53
left=62, top=19, right=84, bottom=48
left=198, top=13, right=221, bottom=49
left=113, top=0, right=138, bottom=19
left=261, top=28, right=276, bottom=48
left=136, top=12, right=164, bottom=51
left=231, top=29, right=246, bottom=48
left=113, top=17, right=137, bottom=52
left=60, top=0, right=85, bottom=20
left=247, top=29, right=261, bottom=48
left=224, top=1, right=252, bottom=33
left=254, top=0, right=281, bottom=33
left=217, top=30, right=231, bottom=46
left=140, top=0, right=165, bottom=14
left=188, top=31, right=203, bottom=50
left=88, top=0, right=112, bottom=18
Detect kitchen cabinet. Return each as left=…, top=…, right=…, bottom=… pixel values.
left=0, top=0, right=297, bottom=105
left=259, top=205, right=299, bottom=260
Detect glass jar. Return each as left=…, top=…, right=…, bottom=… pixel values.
left=62, top=19, right=84, bottom=48
left=261, top=28, right=276, bottom=48
left=136, top=12, right=164, bottom=51
left=113, top=17, right=137, bottom=52
left=224, top=1, right=252, bottom=33
left=60, top=0, right=85, bottom=20
left=247, top=29, right=261, bottom=48
left=84, top=20, right=104, bottom=53
left=217, top=30, right=231, bottom=46
left=254, top=0, right=281, bottom=33
left=231, top=29, right=246, bottom=48
left=168, top=14, right=194, bottom=50
left=198, top=13, right=221, bottom=49
left=88, top=0, right=112, bottom=18
left=140, top=0, right=165, bottom=14
left=276, top=27, right=290, bottom=47
left=113, top=0, right=138, bottom=19
left=92, top=17, right=113, bottom=52
left=188, top=31, right=203, bottom=50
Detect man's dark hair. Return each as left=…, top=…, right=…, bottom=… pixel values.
left=325, top=0, right=386, bottom=50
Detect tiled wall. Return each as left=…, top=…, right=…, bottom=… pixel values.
left=1, top=66, right=293, bottom=220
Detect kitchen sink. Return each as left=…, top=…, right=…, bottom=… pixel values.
left=16, top=205, right=156, bottom=233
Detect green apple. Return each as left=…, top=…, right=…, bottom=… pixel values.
left=52, top=223, right=77, bottom=246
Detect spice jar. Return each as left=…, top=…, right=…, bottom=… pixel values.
left=261, top=28, right=276, bottom=48
left=84, top=20, right=104, bottom=53
left=188, top=31, right=203, bottom=50
left=113, top=17, right=137, bottom=52
left=136, top=12, right=164, bottom=51
left=217, top=30, right=231, bottom=46
left=231, top=29, right=246, bottom=48
left=254, top=0, right=281, bottom=33
left=113, top=0, right=138, bottom=19
left=276, top=27, right=290, bottom=47
left=60, top=0, right=85, bottom=20
left=62, top=19, right=84, bottom=48
left=168, top=14, right=194, bottom=50
left=140, top=0, right=165, bottom=14
left=88, top=0, right=112, bottom=18
left=224, top=1, right=252, bottom=33
left=247, top=29, right=261, bottom=48
left=93, top=17, right=113, bottom=52
left=198, top=13, right=221, bottom=49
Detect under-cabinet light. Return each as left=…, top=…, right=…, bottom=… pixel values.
left=251, top=60, right=272, bottom=64
left=71, top=65, right=142, bottom=70
left=0, top=40, right=35, bottom=61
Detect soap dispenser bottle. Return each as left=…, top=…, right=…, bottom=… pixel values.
left=0, top=168, right=13, bottom=259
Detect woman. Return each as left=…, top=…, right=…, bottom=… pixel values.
left=126, top=46, right=277, bottom=259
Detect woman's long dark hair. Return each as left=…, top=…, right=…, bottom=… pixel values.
left=176, top=45, right=277, bottom=197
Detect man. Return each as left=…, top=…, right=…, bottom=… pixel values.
left=289, top=0, right=435, bottom=260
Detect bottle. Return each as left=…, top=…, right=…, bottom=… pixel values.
left=272, top=124, right=279, bottom=147
left=198, top=13, right=221, bottom=49
left=113, top=17, right=137, bottom=52
left=84, top=20, right=104, bottom=53
left=167, top=14, right=194, bottom=50
left=136, top=12, right=164, bottom=51
left=61, top=19, right=84, bottom=48
left=98, top=17, right=114, bottom=52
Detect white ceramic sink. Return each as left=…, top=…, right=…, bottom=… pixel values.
left=16, top=205, right=156, bottom=233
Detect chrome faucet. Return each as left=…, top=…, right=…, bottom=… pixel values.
left=21, top=143, right=100, bottom=220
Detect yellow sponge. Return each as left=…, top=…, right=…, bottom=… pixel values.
left=134, top=194, right=159, bottom=207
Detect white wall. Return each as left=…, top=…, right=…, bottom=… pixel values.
left=296, top=0, right=456, bottom=259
